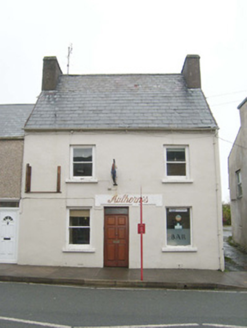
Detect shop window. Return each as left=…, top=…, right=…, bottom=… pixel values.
left=71, top=146, right=95, bottom=179
left=236, top=170, right=242, bottom=198
left=69, top=209, right=90, bottom=245
left=166, top=207, right=191, bottom=246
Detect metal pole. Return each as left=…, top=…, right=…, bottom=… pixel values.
left=140, top=188, right=143, bottom=281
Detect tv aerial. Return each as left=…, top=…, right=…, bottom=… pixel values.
left=67, top=44, right=73, bottom=74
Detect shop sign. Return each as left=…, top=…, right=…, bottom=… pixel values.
left=95, top=194, right=162, bottom=207
left=167, top=229, right=190, bottom=246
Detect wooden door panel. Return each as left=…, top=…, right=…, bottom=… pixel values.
left=118, top=227, right=126, bottom=239
left=118, top=244, right=126, bottom=261
left=106, top=227, right=116, bottom=239
left=104, top=213, right=128, bottom=267
left=107, top=244, right=116, bottom=261
left=106, top=217, right=116, bottom=225
left=118, top=217, right=126, bottom=225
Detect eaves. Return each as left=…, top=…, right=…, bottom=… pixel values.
left=24, top=126, right=218, bottom=133
left=0, top=136, right=24, bottom=140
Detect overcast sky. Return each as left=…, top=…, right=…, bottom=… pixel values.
left=1, top=0, right=246, bottom=201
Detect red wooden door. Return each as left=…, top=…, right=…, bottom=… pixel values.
left=104, top=214, right=129, bottom=267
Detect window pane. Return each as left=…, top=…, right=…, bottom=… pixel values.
left=105, top=207, right=129, bottom=215
left=70, top=216, right=90, bottom=227
left=236, top=170, right=241, bottom=183
left=166, top=208, right=190, bottom=246
left=0, top=201, right=19, bottom=208
left=69, top=228, right=90, bottom=244
left=74, top=163, right=92, bottom=176
left=167, top=148, right=185, bottom=161
left=73, top=148, right=92, bottom=162
left=69, top=209, right=90, bottom=245
left=236, top=170, right=242, bottom=198
left=70, top=210, right=90, bottom=217
left=237, top=184, right=243, bottom=198
left=167, top=163, right=186, bottom=176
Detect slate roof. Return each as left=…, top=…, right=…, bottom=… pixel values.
left=0, top=104, right=34, bottom=138
left=237, top=97, right=247, bottom=109
left=25, top=74, right=217, bottom=130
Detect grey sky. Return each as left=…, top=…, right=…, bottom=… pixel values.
left=1, top=0, right=246, bottom=201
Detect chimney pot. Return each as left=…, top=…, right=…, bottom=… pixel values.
left=181, top=55, right=201, bottom=89
left=42, top=56, right=63, bottom=91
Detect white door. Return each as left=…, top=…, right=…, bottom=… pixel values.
left=0, top=209, right=19, bottom=263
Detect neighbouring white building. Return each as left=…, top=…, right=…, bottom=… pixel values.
left=228, top=97, right=247, bottom=252
left=0, top=104, right=33, bottom=263
left=17, top=55, right=224, bottom=270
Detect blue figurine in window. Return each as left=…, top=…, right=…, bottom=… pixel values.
left=111, top=159, right=117, bottom=186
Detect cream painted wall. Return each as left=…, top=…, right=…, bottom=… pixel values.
left=19, top=130, right=224, bottom=270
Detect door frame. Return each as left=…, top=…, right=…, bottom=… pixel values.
left=104, top=207, right=129, bottom=268
left=0, top=207, right=19, bottom=263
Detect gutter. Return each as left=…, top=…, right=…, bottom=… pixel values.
left=24, top=126, right=218, bottom=133
left=0, top=136, right=24, bottom=140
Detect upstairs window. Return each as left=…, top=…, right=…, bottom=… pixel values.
left=164, top=146, right=189, bottom=180
left=71, top=146, right=94, bottom=179
left=167, top=148, right=186, bottom=176
left=236, top=170, right=242, bottom=198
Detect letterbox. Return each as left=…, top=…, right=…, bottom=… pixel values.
left=138, top=223, right=146, bottom=234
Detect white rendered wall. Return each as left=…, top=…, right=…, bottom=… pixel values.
left=19, top=130, right=223, bottom=270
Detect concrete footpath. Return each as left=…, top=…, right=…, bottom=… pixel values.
left=0, top=264, right=247, bottom=290
left=0, top=227, right=246, bottom=291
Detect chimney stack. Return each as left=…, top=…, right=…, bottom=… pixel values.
left=181, top=55, right=201, bottom=89
left=42, top=57, right=63, bottom=91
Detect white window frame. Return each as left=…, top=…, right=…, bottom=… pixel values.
left=236, top=169, right=243, bottom=199
left=163, top=145, right=192, bottom=183
left=63, top=208, right=95, bottom=253
left=162, top=206, right=197, bottom=252
left=70, top=145, right=96, bottom=181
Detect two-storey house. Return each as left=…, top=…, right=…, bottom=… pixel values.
left=18, top=55, right=224, bottom=270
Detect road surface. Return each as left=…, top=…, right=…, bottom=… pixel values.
left=0, top=282, right=247, bottom=327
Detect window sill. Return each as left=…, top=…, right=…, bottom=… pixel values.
left=62, top=247, right=96, bottom=253
left=162, top=246, right=197, bottom=253
left=66, top=179, right=98, bottom=184
left=162, top=179, right=193, bottom=184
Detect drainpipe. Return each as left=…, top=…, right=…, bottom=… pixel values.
left=213, top=131, right=225, bottom=271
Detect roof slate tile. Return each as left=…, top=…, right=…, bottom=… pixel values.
left=25, top=74, right=217, bottom=130
left=0, top=104, right=34, bottom=137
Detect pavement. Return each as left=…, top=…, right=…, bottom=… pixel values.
left=223, top=226, right=247, bottom=272
left=0, top=227, right=247, bottom=291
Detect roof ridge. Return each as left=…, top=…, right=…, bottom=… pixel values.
left=61, top=73, right=183, bottom=77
